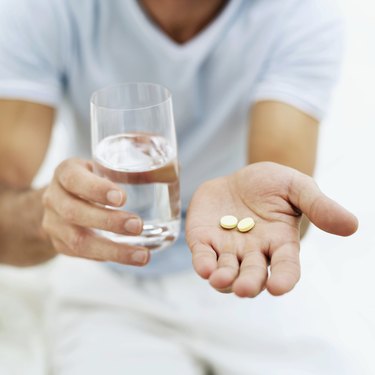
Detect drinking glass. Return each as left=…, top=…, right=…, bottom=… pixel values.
left=90, top=82, right=180, bottom=251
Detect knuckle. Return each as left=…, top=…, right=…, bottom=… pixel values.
left=41, top=215, right=51, bottom=235
left=87, top=182, right=103, bottom=199
left=51, top=238, right=64, bottom=253
left=41, top=216, right=53, bottom=238
left=41, top=212, right=57, bottom=235
left=59, top=169, right=75, bottom=190
left=42, top=188, right=53, bottom=208
left=68, top=229, right=87, bottom=252
left=220, top=252, right=235, bottom=261
left=104, top=213, right=117, bottom=231
left=59, top=201, right=76, bottom=222
left=219, top=253, right=237, bottom=268
left=57, top=159, right=79, bottom=189
left=40, top=214, right=59, bottom=243
left=276, top=255, right=300, bottom=268
left=41, top=190, right=51, bottom=208
left=55, top=159, right=70, bottom=176
left=103, top=245, right=127, bottom=264
left=112, top=247, right=126, bottom=263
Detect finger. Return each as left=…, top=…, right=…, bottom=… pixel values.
left=209, top=253, right=239, bottom=290
left=56, top=159, right=125, bottom=206
left=266, top=241, right=300, bottom=296
left=289, top=172, right=358, bottom=236
left=232, top=251, right=268, bottom=298
left=191, top=243, right=218, bottom=279
left=43, top=211, right=149, bottom=265
left=66, top=228, right=150, bottom=265
left=45, top=184, right=142, bottom=235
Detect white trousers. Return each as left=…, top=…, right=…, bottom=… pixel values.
left=46, top=256, right=359, bottom=375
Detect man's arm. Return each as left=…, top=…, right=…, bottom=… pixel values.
left=0, top=99, right=55, bottom=266
left=248, top=101, right=319, bottom=237
left=0, top=99, right=150, bottom=267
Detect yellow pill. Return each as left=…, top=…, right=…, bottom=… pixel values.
left=220, top=215, right=238, bottom=229
left=237, top=217, right=255, bottom=232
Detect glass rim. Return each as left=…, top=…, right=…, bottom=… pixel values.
left=90, top=82, right=172, bottom=112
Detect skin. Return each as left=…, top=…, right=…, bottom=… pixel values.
left=185, top=162, right=358, bottom=298
left=0, top=0, right=358, bottom=298
left=0, top=100, right=54, bottom=266
left=0, top=101, right=148, bottom=267
left=0, top=0, right=230, bottom=266
left=139, top=0, right=229, bottom=44
left=249, top=101, right=320, bottom=237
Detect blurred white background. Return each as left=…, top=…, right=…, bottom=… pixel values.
left=0, top=0, right=374, bottom=374
left=301, top=0, right=375, bottom=372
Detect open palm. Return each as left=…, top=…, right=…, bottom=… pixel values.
left=186, top=162, right=358, bottom=298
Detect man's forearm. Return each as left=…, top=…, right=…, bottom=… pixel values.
left=0, top=185, right=55, bottom=266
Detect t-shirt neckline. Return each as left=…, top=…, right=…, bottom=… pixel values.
left=127, top=0, right=242, bottom=57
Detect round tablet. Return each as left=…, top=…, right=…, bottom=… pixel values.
left=220, top=215, right=238, bottom=229
left=237, top=217, right=255, bottom=232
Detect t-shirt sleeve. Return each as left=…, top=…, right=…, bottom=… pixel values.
left=0, top=0, right=66, bottom=106
left=252, top=0, right=344, bottom=121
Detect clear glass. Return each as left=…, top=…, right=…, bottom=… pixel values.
left=90, top=83, right=181, bottom=251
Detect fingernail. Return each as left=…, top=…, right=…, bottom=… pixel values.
left=107, top=190, right=122, bottom=205
left=124, top=218, right=143, bottom=234
left=131, top=251, right=148, bottom=264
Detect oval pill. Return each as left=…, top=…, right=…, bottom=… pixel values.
left=237, top=217, right=255, bottom=232
left=220, top=215, right=238, bottom=229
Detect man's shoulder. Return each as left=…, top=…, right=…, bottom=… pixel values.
left=0, top=0, right=102, bottom=26
left=247, top=0, right=340, bottom=20
left=238, top=0, right=341, bottom=36
left=0, top=0, right=65, bottom=31
left=1, top=0, right=63, bottom=16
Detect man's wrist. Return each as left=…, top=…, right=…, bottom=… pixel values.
left=0, top=185, right=56, bottom=266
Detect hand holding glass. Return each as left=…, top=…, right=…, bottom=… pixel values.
left=91, top=83, right=180, bottom=251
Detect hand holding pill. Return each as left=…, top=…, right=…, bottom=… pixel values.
left=186, top=162, right=358, bottom=298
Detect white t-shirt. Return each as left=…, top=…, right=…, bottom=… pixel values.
left=0, top=0, right=343, bottom=276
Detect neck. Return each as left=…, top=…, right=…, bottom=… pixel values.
left=139, top=0, right=229, bottom=44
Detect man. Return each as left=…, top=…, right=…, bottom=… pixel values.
left=0, top=0, right=358, bottom=374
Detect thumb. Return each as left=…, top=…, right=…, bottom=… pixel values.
left=289, top=172, right=358, bottom=236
